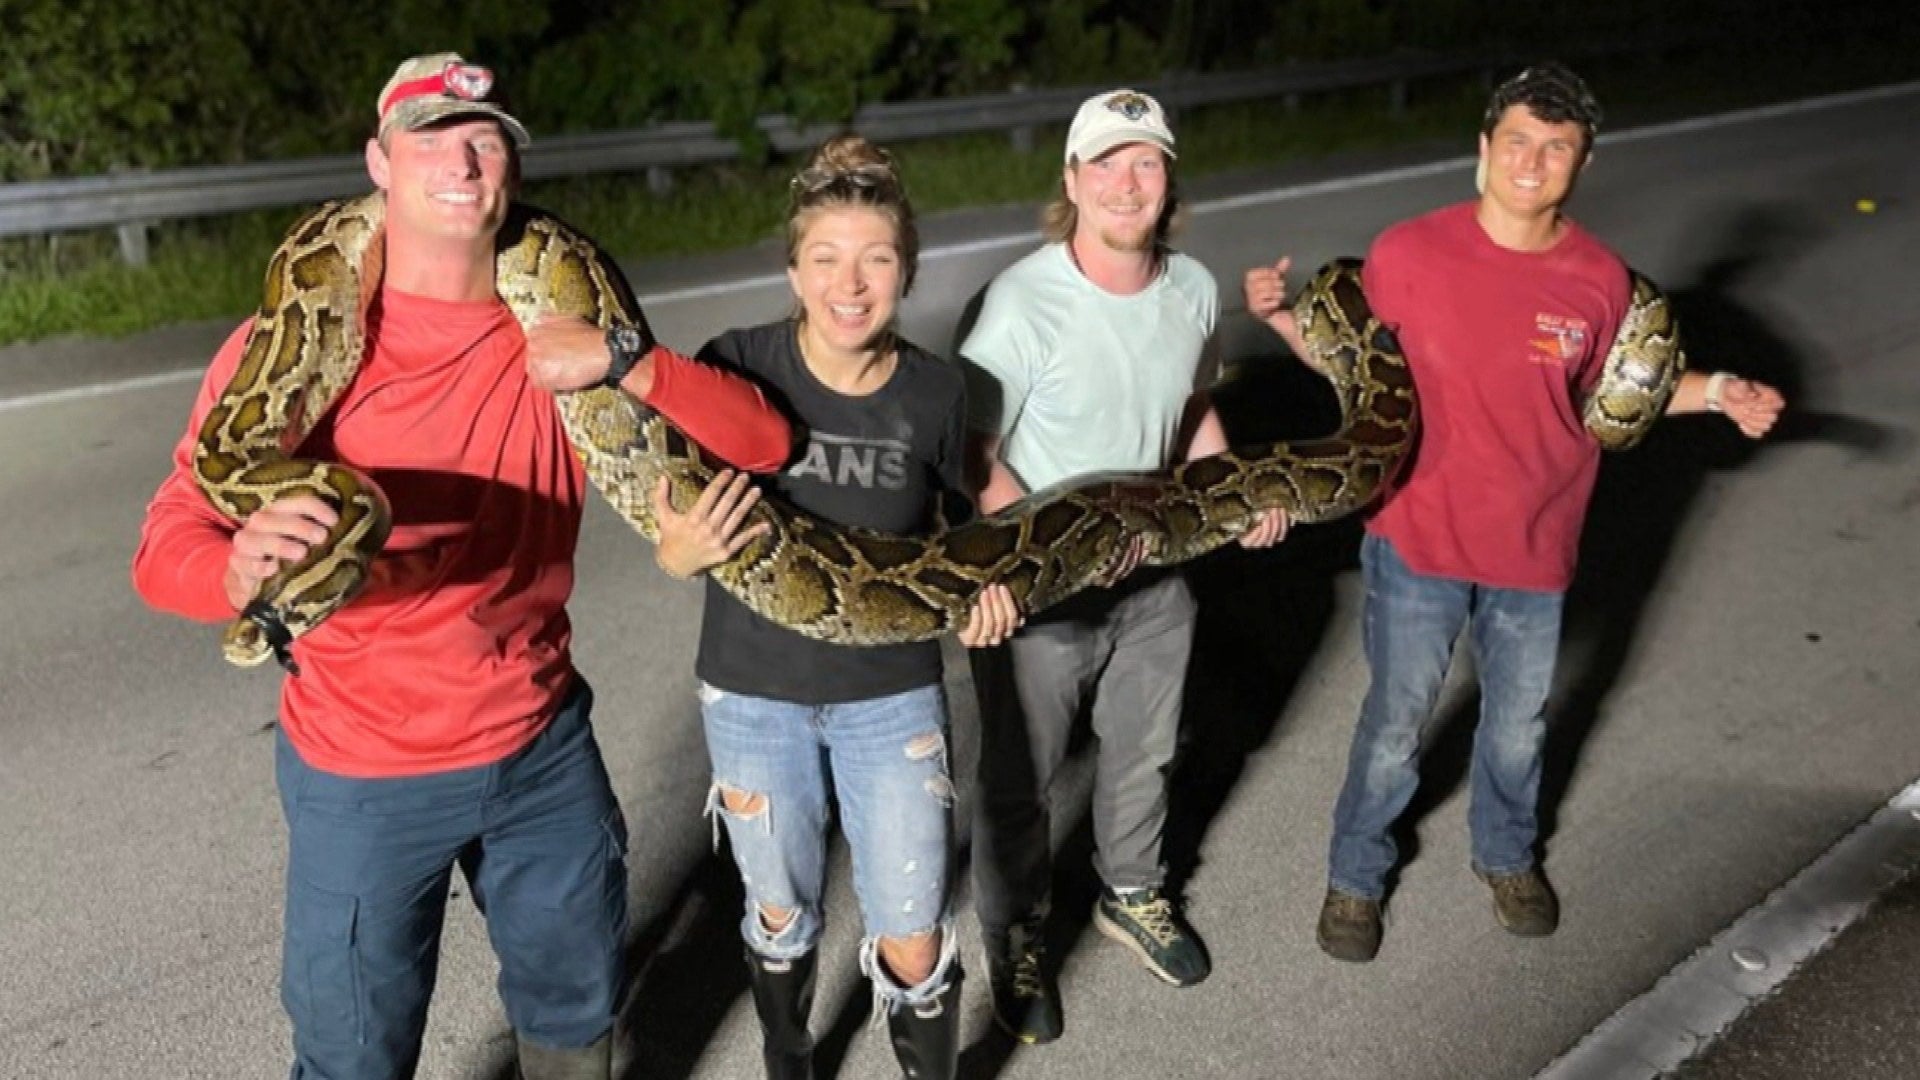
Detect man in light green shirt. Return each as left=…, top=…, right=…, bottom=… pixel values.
left=962, top=236, right=1221, bottom=493
left=960, top=87, right=1287, bottom=1046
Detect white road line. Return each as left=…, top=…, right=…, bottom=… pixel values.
left=1195, top=78, right=1920, bottom=217
left=635, top=272, right=790, bottom=305
left=635, top=231, right=1052, bottom=306
left=0, top=367, right=203, bottom=415
left=7, top=78, right=1918, bottom=415
left=1533, top=777, right=1920, bottom=1080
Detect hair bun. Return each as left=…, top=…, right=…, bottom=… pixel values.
left=792, top=133, right=902, bottom=199
left=813, top=133, right=896, bottom=180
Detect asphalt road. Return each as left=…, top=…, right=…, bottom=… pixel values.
left=2, top=83, right=1917, bottom=1079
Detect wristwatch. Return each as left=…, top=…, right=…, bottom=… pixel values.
left=602, top=323, right=653, bottom=390
left=1703, top=370, right=1731, bottom=413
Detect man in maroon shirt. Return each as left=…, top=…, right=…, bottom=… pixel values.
left=132, top=54, right=789, bottom=1077
left=1245, top=63, right=1784, bottom=963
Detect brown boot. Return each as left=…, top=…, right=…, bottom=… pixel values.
left=1478, top=867, right=1559, bottom=936
left=1315, top=888, right=1382, bottom=963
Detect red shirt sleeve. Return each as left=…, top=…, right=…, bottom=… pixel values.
left=641, top=345, right=793, bottom=473
left=134, top=329, right=792, bottom=623
left=130, top=321, right=253, bottom=622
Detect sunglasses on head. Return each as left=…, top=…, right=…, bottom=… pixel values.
left=790, top=162, right=894, bottom=197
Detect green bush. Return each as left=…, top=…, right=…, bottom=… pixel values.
left=0, top=0, right=265, bottom=178
left=241, top=0, right=550, bottom=159
left=4, top=0, right=1898, bottom=183
left=1, top=0, right=1914, bottom=344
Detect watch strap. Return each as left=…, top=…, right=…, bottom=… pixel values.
left=602, top=323, right=649, bottom=390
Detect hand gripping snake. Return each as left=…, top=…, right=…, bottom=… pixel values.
left=191, top=195, right=1681, bottom=665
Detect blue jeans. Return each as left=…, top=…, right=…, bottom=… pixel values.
left=699, top=681, right=957, bottom=1009
left=1327, top=535, right=1564, bottom=900
left=276, top=679, right=628, bottom=1080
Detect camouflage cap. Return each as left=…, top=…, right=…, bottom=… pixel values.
left=376, top=52, right=530, bottom=148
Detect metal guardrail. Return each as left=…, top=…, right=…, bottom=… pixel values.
left=0, top=52, right=1504, bottom=263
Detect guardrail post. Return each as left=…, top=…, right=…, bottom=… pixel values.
left=1388, top=79, right=1407, bottom=118
left=1009, top=82, right=1034, bottom=154
left=647, top=165, right=674, bottom=197
left=110, top=165, right=153, bottom=267
left=117, top=221, right=151, bottom=267
left=1284, top=92, right=1301, bottom=115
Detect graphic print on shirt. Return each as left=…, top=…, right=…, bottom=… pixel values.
left=1528, top=313, right=1590, bottom=367
left=788, top=428, right=912, bottom=491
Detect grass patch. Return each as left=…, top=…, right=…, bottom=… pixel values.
left=1, top=35, right=1914, bottom=347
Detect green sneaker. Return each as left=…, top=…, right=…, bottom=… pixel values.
left=986, top=918, right=1062, bottom=1044
left=1315, top=888, right=1382, bottom=963
left=1093, top=886, right=1211, bottom=987
left=1478, top=866, right=1559, bottom=937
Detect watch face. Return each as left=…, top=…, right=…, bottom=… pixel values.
left=608, top=325, right=644, bottom=354
left=603, top=324, right=646, bottom=388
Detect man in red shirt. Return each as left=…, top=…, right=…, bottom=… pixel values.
left=132, top=53, right=790, bottom=1078
left=1244, top=64, right=1783, bottom=963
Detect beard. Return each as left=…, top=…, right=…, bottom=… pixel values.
left=1096, top=218, right=1157, bottom=254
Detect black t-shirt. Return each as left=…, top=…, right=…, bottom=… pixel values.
left=693, top=320, right=970, bottom=704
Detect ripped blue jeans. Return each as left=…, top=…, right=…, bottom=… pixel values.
left=699, top=681, right=957, bottom=1010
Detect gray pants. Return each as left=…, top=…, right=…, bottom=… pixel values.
left=970, top=572, right=1196, bottom=941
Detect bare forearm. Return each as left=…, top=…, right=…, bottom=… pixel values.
left=967, top=433, right=1026, bottom=514
left=1182, top=399, right=1229, bottom=461
left=1665, top=370, right=1713, bottom=415
left=977, top=461, right=1027, bottom=515
left=616, top=353, right=656, bottom=400
left=1662, top=370, right=1786, bottom=438
left=1272, top=316, right=1314, bottom=370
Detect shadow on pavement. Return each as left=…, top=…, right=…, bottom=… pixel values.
left=611, top=854, right=755, bottom=1078
left=1167, top=351, right=1358, bottom=900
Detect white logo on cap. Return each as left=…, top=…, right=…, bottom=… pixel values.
left=442, top=63, right=493, bottom=102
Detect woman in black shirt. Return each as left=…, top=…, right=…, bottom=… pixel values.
left=655, top=134, right=1018, bottom=1080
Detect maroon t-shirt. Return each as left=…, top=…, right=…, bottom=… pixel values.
left=1363, top=202, right=1630, bottom=592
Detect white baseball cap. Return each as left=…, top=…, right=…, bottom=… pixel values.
left=1064, top=89, right=1176, bottom=165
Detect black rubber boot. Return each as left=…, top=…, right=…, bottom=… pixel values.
left=746, top=948, right=816, bottom=1080
left=886, top=964, right=961, bottom=1080
left=516, top=1033, right=612, bottom=1080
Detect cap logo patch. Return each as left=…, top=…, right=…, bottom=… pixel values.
left=1104, top=92, right=1151, bottom=121
left=442, top=63, right=493, bottom=101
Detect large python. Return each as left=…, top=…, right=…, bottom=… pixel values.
left=192, top=195, right=1678, bottom=664
left=1582, top=271, right=1688, bottom=450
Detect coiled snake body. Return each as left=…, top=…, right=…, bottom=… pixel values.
left=192, top=195, right=1678, bottom=666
